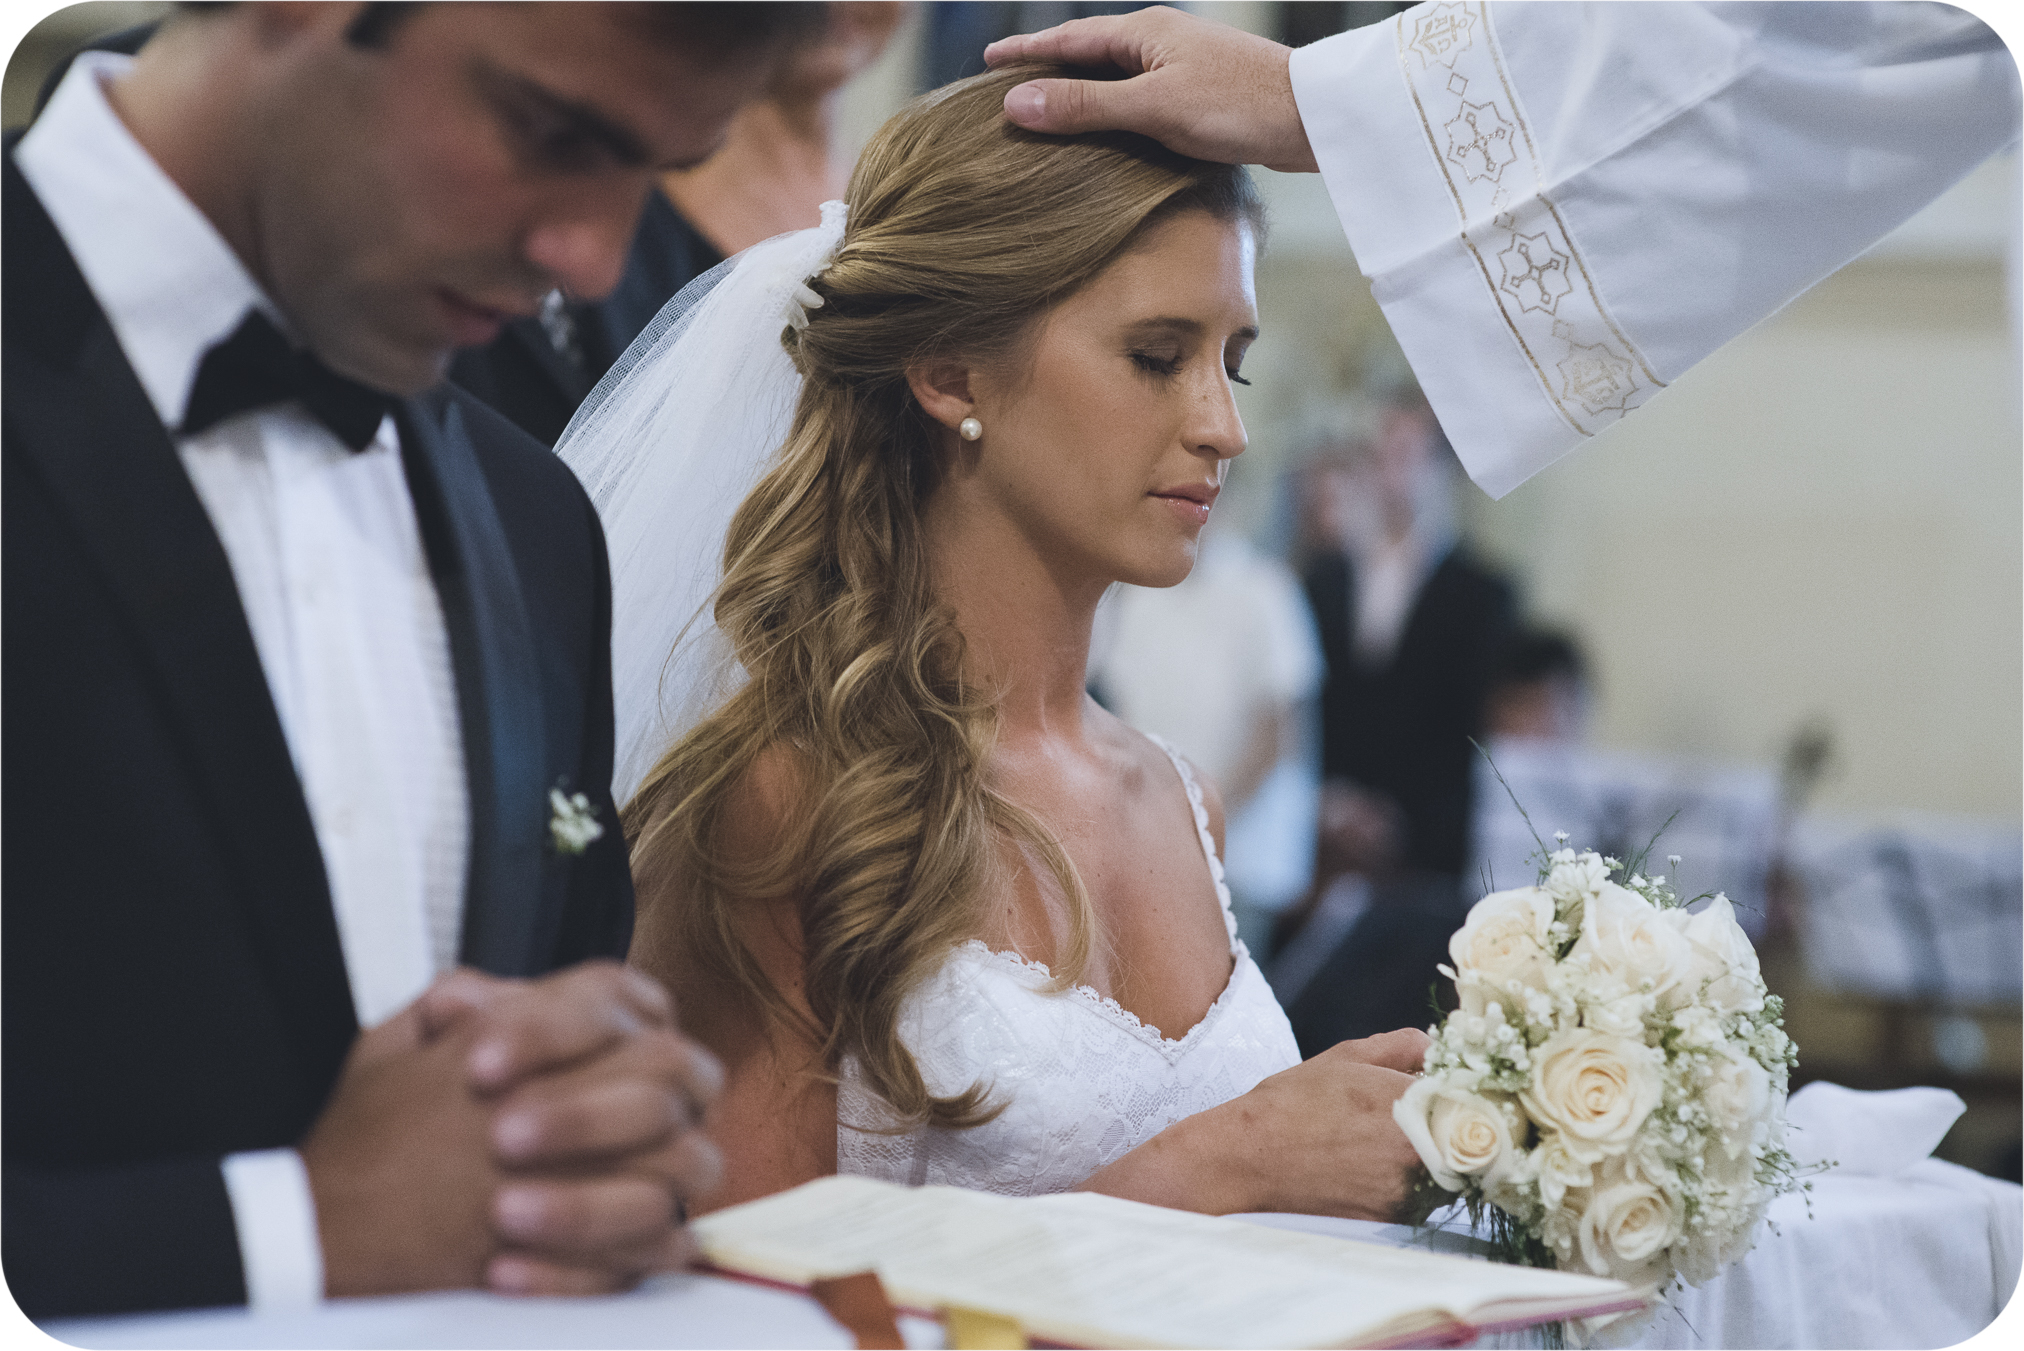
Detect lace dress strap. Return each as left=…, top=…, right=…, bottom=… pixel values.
left=1142, top=733, right=1240, bottom=949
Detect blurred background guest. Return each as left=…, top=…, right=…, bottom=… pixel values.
left=1483, top=626, right=1592, bottom=744
left=1301, top=392, right=1517, bottom=880
left=1088, top=524, right=1324, bottom=956
left=448, top=3, right=904, bottom=446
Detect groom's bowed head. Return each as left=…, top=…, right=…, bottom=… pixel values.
left=131, top=1, right=822, bottom=395
left=44, top=0, right=822, bottom=1304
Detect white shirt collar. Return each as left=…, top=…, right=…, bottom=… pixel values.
left=15, top=51, right=278, bottom=429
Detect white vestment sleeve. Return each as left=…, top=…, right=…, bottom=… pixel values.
left=219, top=1148, right=324, bottom=1308
left=1288, top=1, right=2021, bottom=498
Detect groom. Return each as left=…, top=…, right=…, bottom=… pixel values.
left=3, top=1, right=814, bottom=1321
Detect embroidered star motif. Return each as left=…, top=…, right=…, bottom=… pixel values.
left=1498, top=231, right=1575, bottom=314
left=1408, top=2, right=1478, bottom=68
left=1553, top=321, right=1640, bottom=416
left=1444, top=100, right=1518, bottom=183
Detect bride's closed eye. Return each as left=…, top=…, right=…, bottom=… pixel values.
left=1129, top=350, right=1183, bottom=379
left=1129, top=350, right=1253, bottom=386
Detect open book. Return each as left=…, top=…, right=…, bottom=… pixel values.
left=692, top=1176, right=1646, bottom=1349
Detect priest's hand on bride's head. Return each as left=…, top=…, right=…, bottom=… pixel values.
left=982, top=6, right=1319, bottom=174
left=297, top=962, right=725, bottom=1298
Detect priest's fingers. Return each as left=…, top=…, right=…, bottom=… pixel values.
left=983, top=9, right=1166, bottom=74
left=987, top=6, right=1316, bottom=171
left=1327, top=1028, right=1433, bottom=1074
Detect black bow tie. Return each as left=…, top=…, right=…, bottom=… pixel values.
left=181, top=310, right=394, bottom=451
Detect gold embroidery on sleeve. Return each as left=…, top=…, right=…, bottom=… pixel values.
left=1391, top=1, right=1664, bottom=437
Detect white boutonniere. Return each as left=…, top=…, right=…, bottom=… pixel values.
left=548, top=786, right=605, bottom=855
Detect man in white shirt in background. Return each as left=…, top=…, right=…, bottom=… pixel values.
left=983, top=1, right=2021, bottom=500
left=4, top=0, right=818, bottom=1322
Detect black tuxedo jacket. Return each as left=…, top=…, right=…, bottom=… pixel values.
left=447, top=191, right=721, bottom=448
left=2, top=149, right=635, bottom=1320
left=1303, top=546, right=1515, bottom=875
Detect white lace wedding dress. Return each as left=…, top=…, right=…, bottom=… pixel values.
left=836, top=736, right=1302, bottom=1195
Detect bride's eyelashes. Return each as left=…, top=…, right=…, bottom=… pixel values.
left=1129, top=350, right=1183, bottom=379
left=1128, top=349, right=1254, bottom=386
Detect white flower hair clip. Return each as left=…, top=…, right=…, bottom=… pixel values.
left=785, top=281, right=825, bottom=332
left=784, top=199, right=849, bottom=331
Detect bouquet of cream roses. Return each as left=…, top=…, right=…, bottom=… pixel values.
left=1394, top=839, right=1800, bottom=1306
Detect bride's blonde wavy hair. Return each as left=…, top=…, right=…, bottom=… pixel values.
left=625, top=65, right=1263, bottom=1129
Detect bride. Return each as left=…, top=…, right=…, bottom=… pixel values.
left=560, top=65, right=1428, bottom=1221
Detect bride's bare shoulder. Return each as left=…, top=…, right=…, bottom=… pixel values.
left=716, top=740, right=818, bottom=865
left=1085, top=700, right=1228, bottom=856
left=633, top=742, right=815, bottom=966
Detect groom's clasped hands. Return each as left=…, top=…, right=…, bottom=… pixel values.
left=297, top=962, right=725, bottom=1300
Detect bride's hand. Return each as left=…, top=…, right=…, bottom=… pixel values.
left=1078, top=1028, right=1432, bottom=1222
left=1320, top=1027, right=1432, bottom=1075
left=1221, top=1038, right=1430, bottom=1221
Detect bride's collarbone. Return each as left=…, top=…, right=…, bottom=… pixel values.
left=974, top=755, right=1234, bottom=1041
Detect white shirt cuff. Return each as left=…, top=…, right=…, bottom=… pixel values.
left=219, top=1148, right=324, bottom=1309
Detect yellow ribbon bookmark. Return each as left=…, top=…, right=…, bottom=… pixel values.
left=945, top=1305, right=1028, bottom=1350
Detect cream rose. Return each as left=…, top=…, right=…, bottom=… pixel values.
left=1533, top=1132, right=1594, bottom=1214
left=1702, top=1045, right=1772, bottom=1159
left=1572, top=883, right=1691, bottom=1004
left=1577, top=1156, right=1681, bottom=1284
left=1680, top=895, right=1765, bottom=1012
left=1393, top=1079, right=1523, bottom=1193
left=1448, top=886, right=1555, bottom=1013
left=1520, top=1028, right=1661, bottom=1163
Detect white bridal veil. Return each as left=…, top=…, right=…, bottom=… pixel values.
left=556, top=201, right=848, bottom=804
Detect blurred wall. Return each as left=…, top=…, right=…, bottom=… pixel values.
left=2, top=2, right=166, bottom=130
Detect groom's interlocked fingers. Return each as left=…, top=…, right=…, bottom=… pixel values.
left=412, top=963, right=726, bottom=1294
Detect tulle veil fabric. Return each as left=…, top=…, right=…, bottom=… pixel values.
left=555, top=202, right=847, bottom=804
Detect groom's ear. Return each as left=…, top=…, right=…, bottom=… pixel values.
left=905, top=359, right=976, bottom=434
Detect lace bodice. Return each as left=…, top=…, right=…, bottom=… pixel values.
left=835, top=736, right=1302, bottom=1196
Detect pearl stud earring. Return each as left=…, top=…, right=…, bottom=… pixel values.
left=958, top=416, right=983, bottom=441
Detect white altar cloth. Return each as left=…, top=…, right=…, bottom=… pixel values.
left=43, top=1160, right=2020, bottom=1351
left=1242, top=1157, right=2022, bottom=1350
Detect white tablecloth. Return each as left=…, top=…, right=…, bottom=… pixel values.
left=1243, top=1158, right=2021, bottom=1350
left=44, top=1161, right=2020, bottom=1350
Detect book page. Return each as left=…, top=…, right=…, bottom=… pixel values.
left=694, top=1177, right=1637, bottom=1350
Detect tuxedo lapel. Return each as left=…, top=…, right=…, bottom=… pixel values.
left=397, top=398, right=553, bottom=977
left=1, top=153, right=359, bottom=1070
